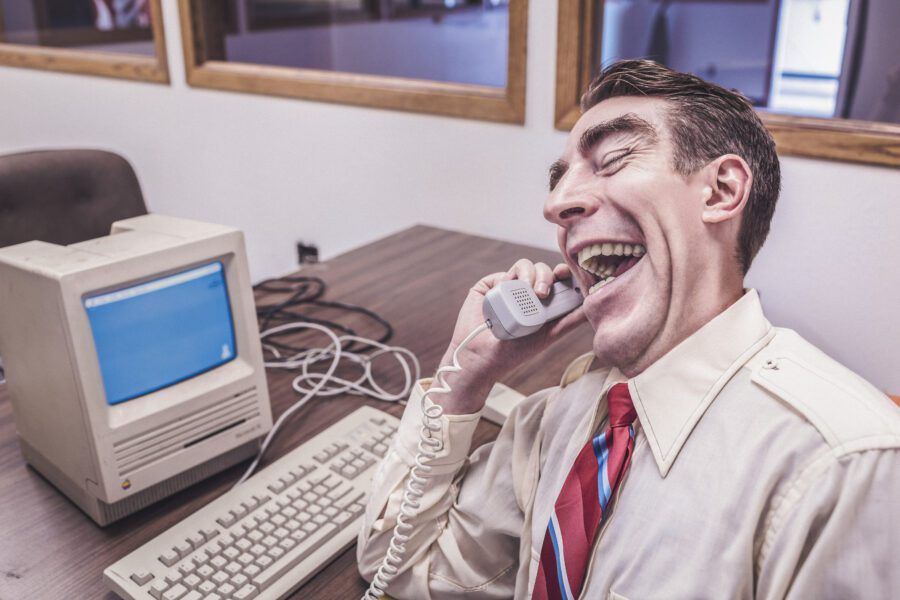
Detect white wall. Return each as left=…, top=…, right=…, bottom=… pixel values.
left=0, top=0, right=898, bottom=393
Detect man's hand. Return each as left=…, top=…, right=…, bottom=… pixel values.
left=433, top=259, right=587, bottom=414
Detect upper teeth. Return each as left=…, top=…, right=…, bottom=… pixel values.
left=577, top=243, right=645, bottom=266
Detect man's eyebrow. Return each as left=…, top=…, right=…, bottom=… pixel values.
left=577, top=114, right=659, bottom=156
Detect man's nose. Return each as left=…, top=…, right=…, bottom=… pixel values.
left=543, top=173, right=598, bottom=225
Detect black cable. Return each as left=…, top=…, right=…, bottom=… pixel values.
left=252, top=274, right=394, bottom=359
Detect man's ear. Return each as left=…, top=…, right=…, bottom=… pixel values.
left=701, top=155, right=752, bottom=225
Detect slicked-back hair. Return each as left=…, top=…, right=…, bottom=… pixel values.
left=581, top=59, right=781, bottom=275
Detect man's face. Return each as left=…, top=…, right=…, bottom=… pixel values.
left=545, top=96, right=711, bottom=374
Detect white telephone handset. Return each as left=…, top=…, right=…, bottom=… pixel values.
left=483, top=278, right=583, bottom=339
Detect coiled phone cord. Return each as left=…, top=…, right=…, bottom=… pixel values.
left=362, top=321, right=492, bottom=600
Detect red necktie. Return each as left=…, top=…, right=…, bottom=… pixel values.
left=532, top=383, right=637, bottom=600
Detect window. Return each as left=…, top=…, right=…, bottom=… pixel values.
left=0, top=0, right=168, bottom=83
left=180, top=0, right=526, bottom=122
left=555, top=0, right=900, bottom=167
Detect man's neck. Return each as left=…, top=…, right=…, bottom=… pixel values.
left=619, top=282, right=745, bottom=379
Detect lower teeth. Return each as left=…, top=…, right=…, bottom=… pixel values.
left=589, top=276, right=616, bottom=294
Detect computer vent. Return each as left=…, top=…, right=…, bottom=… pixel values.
left=113, top=387, right=259, bottom=477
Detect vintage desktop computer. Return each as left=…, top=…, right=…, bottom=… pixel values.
left=0, top=214, right=272, bottom=525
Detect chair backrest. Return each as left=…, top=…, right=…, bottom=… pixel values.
left=0, top=149, right=148, bottom=248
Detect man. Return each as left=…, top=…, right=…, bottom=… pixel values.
left=357, top=60, right=900, bottom=598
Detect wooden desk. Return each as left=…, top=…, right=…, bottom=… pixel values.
left=0, top=225, right=594, bottom=599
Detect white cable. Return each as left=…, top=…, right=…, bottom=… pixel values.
left=235, top=322, right=422, bottom=487
left=362, top=321, right=492, bottom=600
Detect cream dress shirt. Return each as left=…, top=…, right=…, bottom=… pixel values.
left=357, top=290, right=900, bottom=599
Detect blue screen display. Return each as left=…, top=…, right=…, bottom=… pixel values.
left=84, top=261, right=237, bottom=405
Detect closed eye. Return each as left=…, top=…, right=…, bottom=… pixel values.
left=600, top=151, right=631, bottom=172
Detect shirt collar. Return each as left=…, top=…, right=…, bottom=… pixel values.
left=621, top=289, right=775, bottom=477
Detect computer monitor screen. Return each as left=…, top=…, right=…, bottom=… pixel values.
left=83, top=261, right=237, bottom=405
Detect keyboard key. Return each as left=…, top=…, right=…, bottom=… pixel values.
left=182, top=573, right=201, bottom=589
left=218, top=582, right=236, bottom=597
left=211, top=571, right=229, bottom=586
left=334, top=510, right=355, bottom=527
left=247, top=529, right=264, bottom=543
left=165, top=571, right=182, bottom=585
left=282, top=534, right=299, bottom=550
left=205, top=541, right=223, bottom=558
left=162, top=583, right=188, bottom=600
left=181, top=591, right=203, bottom=600
left=244, top=563, right=262, bottom=579
left=238, top=553, right=256, bottom=567
left=326, top=482, right=353, bottom=502
left=259, top=522, right=275, bottom=535
left=223, top=547, right=240, bottom=561
left=284, top=519, right=301, bottom=531
left=234, top=584, right=260, bottom=600
left=148, top=579, right=168, bottom=599
left=130, top=570, right=154, bottom=585
left=196, top=564, right=214, bottom=579
left=225, top=561, right=242, bottom=576
left=201, top=527, right=220, bottom=541
left=159, top=550, right=179, bottom=567
left=232, top=573, right=250, bottom=588
left=209, top=555, right=228, bottom=570
left=335, top=491, right=365, bottom=510
left=198, top=580, right=216, bottom=595
left=187, top=532, right=205, bottom=549
left=236, top=538, right=253, bottom=552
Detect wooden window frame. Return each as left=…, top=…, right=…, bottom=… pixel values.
left=179, top=0, right=526, bottom=123
left=554, top=0, right=900, bottom=168
left=0, top=0, right=168, bottom=84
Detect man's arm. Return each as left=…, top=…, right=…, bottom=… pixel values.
left=756, top=447, right=900, bottom=599
left=357, top=381, right=556, bottom=599
left=356, top=259, right=584, bottom=598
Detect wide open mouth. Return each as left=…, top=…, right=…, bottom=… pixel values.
left=576, top=242, right=646, bottom=294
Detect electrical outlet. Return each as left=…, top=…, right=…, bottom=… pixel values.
left=296, top=242, right=319, bottom=265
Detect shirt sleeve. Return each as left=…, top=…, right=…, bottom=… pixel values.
left=756, top=447, right=900, bottom=600
left=357, top=379, right=554, bottom=599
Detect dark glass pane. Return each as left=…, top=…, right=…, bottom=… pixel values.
left=196, top=0, right=509, bottom=88
left=595, top=0, right=900, bottom=125
left=0, top=0, right=155, bottom=55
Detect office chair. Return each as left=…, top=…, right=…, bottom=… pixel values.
left=0, top=149, right=148, bottom=248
